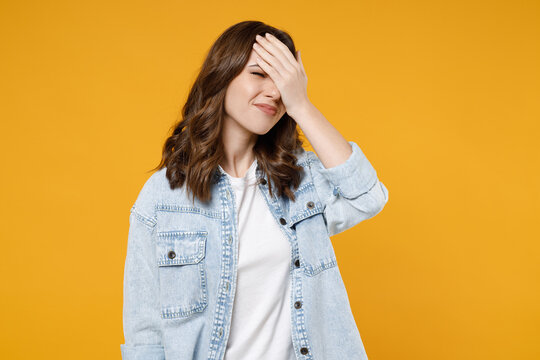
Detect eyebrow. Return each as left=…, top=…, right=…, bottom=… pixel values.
left=248, top=64, right=261, bottom=68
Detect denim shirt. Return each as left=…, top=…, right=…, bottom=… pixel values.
left=121, top=141, right=389, bottom=360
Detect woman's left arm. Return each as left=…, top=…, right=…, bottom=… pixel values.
left=290, top=103, right=389, bottom=237
left=289, top=102, right=355, bottom=169
left=252, top=34, right=388, bottom=235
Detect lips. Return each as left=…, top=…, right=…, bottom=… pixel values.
left=254, top=103, right=277, bottom=115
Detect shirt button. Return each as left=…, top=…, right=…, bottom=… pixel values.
left=225, top=281, right=230, bottom=292
left=300, top=347, right=309, bottom=355
left=294, top=259, right=300, bottom=268
left=306, top=201, right=314, bottom=209
left=294, top=301, right=302, bottom=309
left=258, top=178, right=267, bottom=185
left=226, top=190, right=230, bottom=199
left=333, top=187, right=339, bottom=196
left=228, top=234, right=233, bottom=244
left=167, top=251, right=176, bottom=259
left=218, top=327, right=223, bottom=337
left=279, top=217, right=287, bottom=225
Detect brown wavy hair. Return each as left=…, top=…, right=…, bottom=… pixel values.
left=150, top=20, right=306, bottom=204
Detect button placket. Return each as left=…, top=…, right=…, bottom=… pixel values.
left=253, top=169, right=315, bottom=358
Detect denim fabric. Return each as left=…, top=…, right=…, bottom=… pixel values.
left=121, top=141, right=389, bottom=360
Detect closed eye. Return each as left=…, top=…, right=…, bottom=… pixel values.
left=251, top=72, right=266, bottom=77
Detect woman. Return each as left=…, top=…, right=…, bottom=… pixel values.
left=121, top=21, right=389, bottom=360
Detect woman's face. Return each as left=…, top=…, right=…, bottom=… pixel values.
left=223, top=49, right=287, bottom=137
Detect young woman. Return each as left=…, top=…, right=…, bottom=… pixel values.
left=121, top=21, right=389, bottom=360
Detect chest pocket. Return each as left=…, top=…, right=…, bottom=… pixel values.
left=289, top=183, right=337, bottom=276
left=155, top=230, right=208, bottom=319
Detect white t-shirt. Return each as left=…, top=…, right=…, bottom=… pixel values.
left=220, top=158, right=296, bottom=360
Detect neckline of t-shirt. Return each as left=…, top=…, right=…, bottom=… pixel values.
left=219, top=158, right=258, bottom=184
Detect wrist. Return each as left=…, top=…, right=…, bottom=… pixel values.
left=287, top=100, right=315, bottom=121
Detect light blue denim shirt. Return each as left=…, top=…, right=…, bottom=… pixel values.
left=121, top=141, right=389, bottom=360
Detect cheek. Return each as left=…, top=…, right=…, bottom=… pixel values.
left=243, top=83, right=259, bottom=100
left=226, top=77, right=251, bottom=99
left=225, top=85, right=248, bottom=111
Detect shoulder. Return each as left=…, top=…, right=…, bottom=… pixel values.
left=292, top=146, right=312, bottom=167
left=131, top=167, right=169, bottom=221
left=293, top=146, right=320, bottom=171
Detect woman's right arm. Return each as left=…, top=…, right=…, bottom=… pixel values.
left=120, top=206, right=165, bottom=360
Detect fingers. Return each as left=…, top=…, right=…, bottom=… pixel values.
left=253, top=37, right=285, bottom=78
left=296, top=50, right=306, bottom=77
left=253, top=33, right=297, bottom=75
left=264, top=33, right=299, bottom=69
left=253, top=52, right=276, bottom=79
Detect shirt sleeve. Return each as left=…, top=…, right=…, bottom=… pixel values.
left=120, top=206, right=166, bottom=360
left=307, top=141, right=389, bottom=237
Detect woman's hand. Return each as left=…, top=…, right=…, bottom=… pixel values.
left=252, top=33, right=310, bottom=118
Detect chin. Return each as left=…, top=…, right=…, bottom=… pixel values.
left=248, top=121, right=280, bottom=136
left=252, top=128, right=273, bottom=136
left=253, top=121, right=279, bottom=134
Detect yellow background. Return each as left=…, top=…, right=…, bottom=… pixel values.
left=1, top=0, right=538, bottom=359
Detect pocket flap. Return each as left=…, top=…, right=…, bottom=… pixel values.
left=289, top=205, right=324, bottom=227
left=156, top=231, right=207, bottom=266
left=288, top=183, right=325, bottom=228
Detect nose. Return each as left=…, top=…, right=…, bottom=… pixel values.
left=263, top=79, right=280, bottom=100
